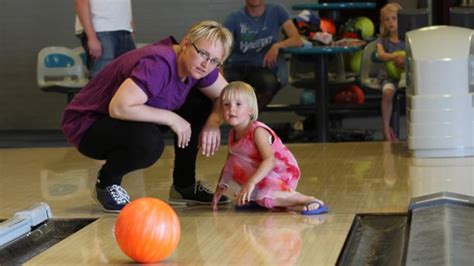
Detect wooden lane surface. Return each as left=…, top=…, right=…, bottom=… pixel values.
left=2, top=142, right=472, bottom=264
left=25, top=213, right=353, bottom=265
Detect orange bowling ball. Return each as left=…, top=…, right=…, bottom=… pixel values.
left=114, top=197, right=181, bottom=263
left=333, top=85, right=365, bottom=105
left=320, top=17, right=336, bottom=36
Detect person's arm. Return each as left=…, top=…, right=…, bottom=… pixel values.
left=131, top=19, right=136, bottom=39
left=212, top=185, right=226, bottom=211
left=109, top=78, right=192, bottom=148
left=237, top=127, right=275, bottom=205
left=212, top=154, right=230, bottom=211
left=263, top=19, right=303, bottom=68
left=376, top=43, right=405, bottom=68
left=376, top=42, right=394, bottom=61
left=75, top=0, right=102, bottom=59
left=198, top=72, right=228, bottom=156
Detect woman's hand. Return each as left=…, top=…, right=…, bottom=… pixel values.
left=170, top=114, right=191, bottom=148
left=200, top=122, right=221, bottom=157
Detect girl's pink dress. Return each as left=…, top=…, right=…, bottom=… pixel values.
left=218, top=121, right=301, bottom=207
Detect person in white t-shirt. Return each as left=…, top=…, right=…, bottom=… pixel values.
left=75, top=0, right=136, bottom=78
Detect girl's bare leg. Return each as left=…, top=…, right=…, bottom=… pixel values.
left=381, top=84, right=395, bottom=141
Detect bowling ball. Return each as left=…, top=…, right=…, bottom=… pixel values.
left=350, top=50, right=363, bottom=74
left=115, top=197, right=181, bottom=263
left=338, top=17, right=361, bottom=39
left=354, top=16, right=374, bottom=40
left=384, top=50, right=406, bottom=81
left=300, top=89, right=315, bottom=105
left=333, top=85, right=365, bottom=104
left=320, top=17, right=336, bottom=35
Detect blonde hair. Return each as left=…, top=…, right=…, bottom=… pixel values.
left=184, top=20, right=233, bottom=61
left=380, top=3, right=402, bottom=37
left=220, top=81, right=259, bottom=121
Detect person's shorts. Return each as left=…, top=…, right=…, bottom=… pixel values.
left=380, top=78, right=398, bottom=92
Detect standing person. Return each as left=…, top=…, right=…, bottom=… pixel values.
left=62, top=20, right=233, bottom=212
left=212, top=81, right=327, bottom=215
left=223, top=0, right=303, bottom=110
left=376, top=3, right=405, bottom=142
left=75, top=0, right=136, bottom=78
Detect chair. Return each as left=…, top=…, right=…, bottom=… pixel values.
left=359, top=41, right=384, bottom=90
left=37, top=46, right=89, bottom=103
left=359, top=40, right=405, bottom=138
left=72, top=46, right=89, bottom=77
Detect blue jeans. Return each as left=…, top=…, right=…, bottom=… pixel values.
left=77, top=30, right=136, bottom=78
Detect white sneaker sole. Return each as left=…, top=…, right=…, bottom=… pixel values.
left=90, top=188, right=127, bottom=213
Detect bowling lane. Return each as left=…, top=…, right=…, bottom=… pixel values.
left=1, top=141, right=473, bottom=264
left=25, top=214, right=353, bottom=265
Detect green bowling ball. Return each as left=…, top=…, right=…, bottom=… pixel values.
left=350, top=50, right=362, bottom=74
left=354, top=16, right=374, bottom=40
left=384, top=50, right=406, bottom=81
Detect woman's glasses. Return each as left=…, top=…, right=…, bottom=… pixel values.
left=191, top=43, right=222, bottom=67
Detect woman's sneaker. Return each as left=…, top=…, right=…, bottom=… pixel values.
left=168, top=180, right=230, bottom=205
left=95, top=184, right=131, bottom=213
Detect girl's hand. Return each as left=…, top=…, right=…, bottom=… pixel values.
left=393, top=54, right=405, bottom=69
left=238, top=182, right=256, bottom=206
left=212, top=186, right=225, bottom=211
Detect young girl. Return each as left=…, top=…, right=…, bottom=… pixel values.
left=376, top=3, right=406, bottom=142
left=211, top=81, right=327, bottom=215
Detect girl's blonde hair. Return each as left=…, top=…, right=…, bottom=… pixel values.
left=380, top=3, right=402, bottom=37
left=220, top=81, right=259, bottom=121
left=184, top=20, right=233, bottom=61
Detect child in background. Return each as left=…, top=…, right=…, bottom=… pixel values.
left=376, top=3, right=406, bottom=142
left=211, top=81, right=327, bottom=215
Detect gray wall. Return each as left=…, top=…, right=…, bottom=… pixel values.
left=0, top=0, right=303, bottom=130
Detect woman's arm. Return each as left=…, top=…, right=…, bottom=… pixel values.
left=198, top=73, right=228, bottom=156
left=109, top=78, right=192, bottom=148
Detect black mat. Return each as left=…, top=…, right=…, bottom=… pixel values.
left=0, top=218, right=96, bottom=265
left=337, top=214, right=409, bottom=266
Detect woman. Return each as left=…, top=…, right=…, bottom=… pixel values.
left=62, top=20, right=233, bottom=212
